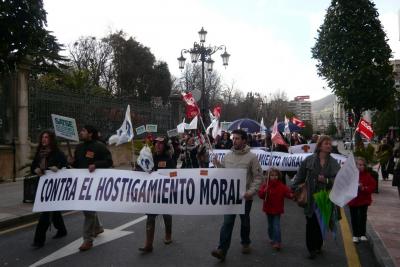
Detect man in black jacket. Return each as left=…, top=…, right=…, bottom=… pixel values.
left=71, top=125, right=113, bottom=251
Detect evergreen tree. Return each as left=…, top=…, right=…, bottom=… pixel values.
left=312, top=0, right=395, bottom=122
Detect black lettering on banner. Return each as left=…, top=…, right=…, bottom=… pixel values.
left=138, top=180, right=147, bottom=203
left=120, top=178, right=130, bottom=202
left=68, top=178, right=77, bottom=200
left=200, top=179, right=209, bottom=205
left=210, top=179, right=219, bottom=205
left=147, top=179, right=159, bottom=203
left=126, top=179, right=133, bottom=202
left=130, top=179, right=140, bottom=202
left=85, top=178, right=93, bottom=200
left=179, top=179, right=187, bottom=204
left=41, top=179, right=48, bottom=202
left=57, top=178, right=67, bottom=201
left=79, top=177, right=90, bottom=200
left=236, top=179, right=242, bottom=204
left=227, top=180, right=235, bottom=204
left=219, top=179, right=227, bottom=205
left=95, top=178, right=106, bottom=201
left=111, top=177, right=121, bottom=201
left=169, top=179, right=179, bottom=204
left=104, top=177, right=114, bottom=201
left=45, top=179, right=54, bottom=201
left=157, top=178, right=163, bottom=203
left=50, top=179, right=60, bottom=201
left=162, top=179, right=170, bottom=204
left=62, top=178, right=73, bottom=200
left=186, top=178, right=195, bottom=204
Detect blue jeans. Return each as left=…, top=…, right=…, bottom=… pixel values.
left=267, top=214, right=281, bottom=243
left=218, top=200, right=253, bottom=254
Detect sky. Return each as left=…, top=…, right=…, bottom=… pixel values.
left=43, top=0, right=400, bottom=102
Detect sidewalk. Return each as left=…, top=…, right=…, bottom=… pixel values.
left=0, top=170, right=399, bottom=267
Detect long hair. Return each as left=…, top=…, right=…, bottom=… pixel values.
left=314, top=135, right=332, bottom=154
left=36, top=130, right=58, bottom=154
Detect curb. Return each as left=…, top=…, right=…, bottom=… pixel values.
left=0, top=212, right=40, bottom=232
left=367, top=222, right=396, bottom=267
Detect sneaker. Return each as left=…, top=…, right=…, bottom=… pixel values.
left=360, top=236, right=368, bottom=241
left=241, top=244, right=251, bottom=254
left=79, top=241, right=93, bottom=251
left=352, top=237, right=359, bottom=243
left=211, top=249, right=225, bottom=261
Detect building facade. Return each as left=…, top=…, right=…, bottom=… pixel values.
left=288, top=96, right=312, bottom=122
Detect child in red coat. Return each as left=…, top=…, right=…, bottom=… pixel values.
left=258, top=168, right=293, bottom=250
left=348, top=157, right=377, bottom=243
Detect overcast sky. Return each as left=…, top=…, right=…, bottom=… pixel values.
left=43, top=0, right=400, bottom=101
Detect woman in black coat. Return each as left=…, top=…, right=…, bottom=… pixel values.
left=31, top=130, right=68, bottom=248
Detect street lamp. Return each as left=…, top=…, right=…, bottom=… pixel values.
left=178, top=27, right=230, bottom=123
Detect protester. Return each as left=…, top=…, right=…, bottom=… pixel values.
left=348, top=157, right=377, bottom=243
left=310, top=134, right=319, bottom=144
left=70, top=125, right=113, bottom=251
left=31, top=130, right=68, bottom=248
left=377, top=137, right=393, bottom=181
left=215, top=131, right=233, bottom=149
left=139, top=136, right=177, bottom=253
left=211, top=129, right=263, bottom=261
left=291, top=135, right=340, bottom=259
left=392, top=138, right=400, bottom=198
left=258, top=168, right=293, bottom=251
left=181, top=135, right=199, bottom=168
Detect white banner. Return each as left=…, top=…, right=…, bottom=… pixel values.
left=51, top=114, right=79, bottom=142
left=210, top=149, right=347, bottom=171
left=329, top=154, right=359, bottom=207
left=33, top=168, right=246, bottom=215
left=288, top=143, right=316, bottom=154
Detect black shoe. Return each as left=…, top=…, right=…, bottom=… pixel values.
left=211, top=249, right=225, bottom=261
left=31, top=242, right=44, bottom=248
left=138, top=246, right=153, bottom=253
left=53, top=231, right=67, bottom=239
left=308, top=251, right=317, bottom=259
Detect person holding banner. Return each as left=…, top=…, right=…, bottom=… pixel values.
left=31, top=130, right=68, bottom=248
left=291, top=135, right=340, bottom=259
left=211, top=129, right=263, bottom=261
left=139, top=136, right=177, bottom=253
left=70, top=125, right=113, bottom=252
left=348, top=157, right=377, bottom=243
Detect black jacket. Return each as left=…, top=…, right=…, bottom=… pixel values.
left=73, top=140, right=113, bottom=169
left=30, top=149, right=67, bottom=174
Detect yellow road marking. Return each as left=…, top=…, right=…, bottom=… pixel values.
left=0, top=211, right=78, bottom=235
left=339, top=207, right=361, bottom=267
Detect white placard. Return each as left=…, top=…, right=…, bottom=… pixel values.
left=51, top=114, right=79, bottom=142
left=329, top=154, right=359, bottom=207
left=167, top=129, right=178, bottom=137
left=33, top=168, right=246, bottom=215
left=146, top=124, right=158, bottom=133
left=135, top=125, right=146, bottom=135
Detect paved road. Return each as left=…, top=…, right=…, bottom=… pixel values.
left=0, top=196, right=377, bottom=267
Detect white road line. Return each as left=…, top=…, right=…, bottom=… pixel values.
left=29, top=215, right=147, bottom=267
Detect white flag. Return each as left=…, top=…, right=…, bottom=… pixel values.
left=284, top=116, right=291, bottom=135
left=329, top=154, right=359, bottom=207
left=185, top=116, right=198, bottom=130
left=177, top=118, right=186, bottom=133
left=108, top=105, right=134, bottom=145
left=260, top=118, right=266, bottom=138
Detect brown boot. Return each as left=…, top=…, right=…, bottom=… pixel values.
left=138, top=223, right=154, bottom=253
left=79, top=241, right=93, bottom=251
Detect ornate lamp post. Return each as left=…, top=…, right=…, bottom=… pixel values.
left=178, top=27, right=230, bottom=122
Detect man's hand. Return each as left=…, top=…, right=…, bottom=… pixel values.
left=48, top=166, right=58, bottom=172
left=88, top=164, right=96, bottom=173
left=34, top=168, right=43, bottom=176
left=243, top=192, right=252, bottom=200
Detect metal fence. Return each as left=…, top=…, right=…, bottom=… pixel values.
left=28, top=88, right=173, bottom=142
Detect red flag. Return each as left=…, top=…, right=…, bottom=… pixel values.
left=271, top=118, right=287, bottom=146
left=292, top=116, right=305, bottom=128
left=355, top=118, right=374, bottom=140
left=182, top=92, right=200, bottom=119
left=213, top=106, right=221, bottom=119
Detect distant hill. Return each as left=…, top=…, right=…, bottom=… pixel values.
left=311, top=94, right=335, bottom=113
